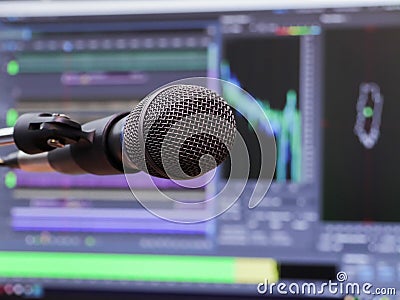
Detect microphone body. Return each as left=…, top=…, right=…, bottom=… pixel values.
left=48, top=112, right=130, bottom=175
left=3, top=84, right=236, bottom=179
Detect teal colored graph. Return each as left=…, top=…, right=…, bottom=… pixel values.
left=221, top=62, right=302, bottom=182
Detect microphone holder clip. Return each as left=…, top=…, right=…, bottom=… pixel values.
left=12, top=112, right=94, bottom=154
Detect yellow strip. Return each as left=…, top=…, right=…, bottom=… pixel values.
left=235, top=258, right=279, bottom=284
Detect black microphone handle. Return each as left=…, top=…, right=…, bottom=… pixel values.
left=48, top=112, right=129, bottom=175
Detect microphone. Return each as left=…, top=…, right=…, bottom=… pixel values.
left=2, top=84, right=236, bottom=180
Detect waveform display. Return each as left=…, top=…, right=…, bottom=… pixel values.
left=11, top=170, right=209, bottom=190
left=221, top=63, right=301, bottom=181
left=323, top=27, right=400, bottom=222
left=11, top=170, right=179, bottom=189
left=13, top=189, right=133, bottom=202
left=11, top=207, right=207, bottom=234
left=11, top=50, right=207, bottom=73
left=61, top=72, right=149, bottom=86
left=222, top=36, right=301, bottom=181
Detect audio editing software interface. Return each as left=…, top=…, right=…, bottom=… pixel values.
left=0, top=4, right=400, bottom=296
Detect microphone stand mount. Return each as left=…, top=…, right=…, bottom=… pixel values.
left=0, top=112, right=93, bottom=154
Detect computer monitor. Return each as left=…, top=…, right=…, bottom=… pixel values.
left=0, top=1, right=399, bottom=298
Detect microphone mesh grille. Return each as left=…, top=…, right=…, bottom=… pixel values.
left=124, top=84, right=236, bottom=179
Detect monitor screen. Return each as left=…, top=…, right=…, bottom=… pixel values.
left=0, top=1, right=399, bottom=298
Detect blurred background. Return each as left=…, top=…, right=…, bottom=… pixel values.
left=0, top=0, right=400, bottom=299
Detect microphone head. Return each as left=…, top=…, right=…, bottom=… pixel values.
left=123, top=84, right=236, bottom=180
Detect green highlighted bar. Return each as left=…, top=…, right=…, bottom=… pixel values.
left=15, top=51, right=207, bottom=73
left=0, top=252, right=278, bottom=284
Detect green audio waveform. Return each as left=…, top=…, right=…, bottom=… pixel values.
left=221, top=62, right=301, bottom=181
left=12, top=50, right=207, bottom=73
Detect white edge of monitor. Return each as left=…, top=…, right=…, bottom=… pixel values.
left=0, top=0, right=398, bottom=18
